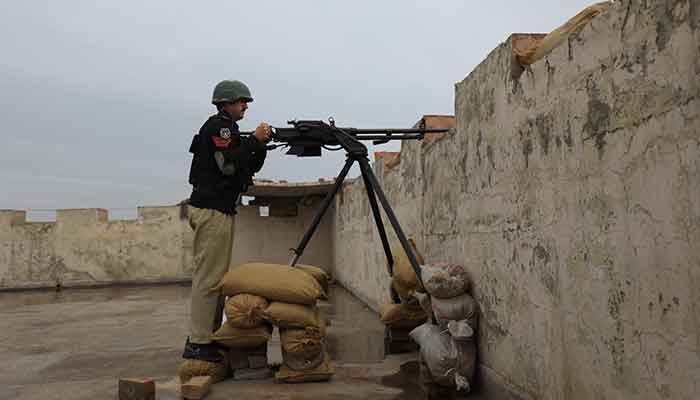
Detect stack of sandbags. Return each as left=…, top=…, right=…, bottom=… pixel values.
left=210, top=293, right=273, bottom=379
left=380, top=240, right=428, bottom=330
left=215, top=262, right=334, bottom=383
left=411, top=262, right=478, bottom=394
left=422, top=262, right=477, bottom=330
left=263, top=302, right=333, bottom=383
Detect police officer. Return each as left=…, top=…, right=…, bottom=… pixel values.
left=183, top=80, right=270, bottom=362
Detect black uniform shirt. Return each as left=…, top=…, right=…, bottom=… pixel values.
left=188, top=111, right=266, bottom=215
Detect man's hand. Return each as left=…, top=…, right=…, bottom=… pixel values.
left=254, top=122, right=271, bottom=143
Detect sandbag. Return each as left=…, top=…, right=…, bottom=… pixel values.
left=516, top=1, right=613, bottom=65
left=281, top=328, right=325, bottom=371
left=214, top=263, right=324, bottom=305
left=212, top=322, right=272, bottom=348
left=422, top=262, right=471, bottom=299
left=296, top=264, right=330, bottom=294
left=275, top=355, right=334, bottom=383
left=392, top=238, right=425, bottom=293
left=263, top=302, right=324, bottom=329
left=413, top=291, right=434, bottom=322
left=392, top=276, right=417, bottom=304
left=410, top=323, right=460, bottom=387
left=281, top=327, right=325, bottom=357
left=447, top=319, right=474, bottom=342
left=178, top=354, right=229, bottom=384
left=379, top=302, right=427, bottom=329
left=431, top=293, right=478, bottom=330
left=224, top=294, right=269, bottom=328
left=454, top=340, right=477, bottom=385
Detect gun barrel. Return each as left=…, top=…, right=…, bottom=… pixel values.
left=238, top=127, right=448, bottom=137
left=350, top=128, right=449, bottom=135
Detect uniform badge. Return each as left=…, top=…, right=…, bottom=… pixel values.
left=219, top=128, right=231, bottom=139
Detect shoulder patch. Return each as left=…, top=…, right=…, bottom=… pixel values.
left=212, top=136, right=231, bottom=148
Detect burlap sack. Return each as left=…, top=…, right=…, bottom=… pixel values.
left=281, top=328, right=325, bottom=371
left=280, top=327, right=325, bottom=369
left=516, top=1, right=613, bottom=64
left=212, top=322, right=272, bottom=348
left=296, top=264, right=330, bottom=294
left=422, top=262, right=471, bottom=299
left=224, top=294, right=269, bottom=328
left=392, top=239, right=425, bottom=293
left=214, top=263, right=324, bottom=305
left=262, top=302, right=324, bottom=329
left=379, top=302, right=427, bottom=328
left=392, top=276, right=416, bottom=304
left=275, top=355, right=334, bottom=383
left=410, top=323, right=459, bottom=387
left=179, top=354, right=229, bottom=384
left=431, top=293, right=478, bottom=331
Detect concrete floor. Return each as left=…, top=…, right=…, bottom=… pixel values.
left=0, top=283, right=430, bottom=400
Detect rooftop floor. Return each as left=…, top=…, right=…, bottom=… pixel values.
left=0, top=283, right=428, bottom=400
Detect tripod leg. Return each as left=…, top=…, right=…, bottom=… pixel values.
left=289, top=157, right=355, bottom=266
left=357, top=157, right=425, bottom=289
left=360, top=168, right=401, bottom=304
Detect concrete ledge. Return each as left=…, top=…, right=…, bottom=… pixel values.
left=0, top=278, right=192, bottom=292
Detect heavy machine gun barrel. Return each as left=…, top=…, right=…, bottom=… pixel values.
left=241, top=119, right=449, bottom=156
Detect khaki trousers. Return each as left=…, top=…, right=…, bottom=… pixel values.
left=188, top=206, right=235, bottom=344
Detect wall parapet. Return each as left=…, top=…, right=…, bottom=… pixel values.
left=333, top=1, right=699, bottom=399
left=1, top=181, right=335, bottom=291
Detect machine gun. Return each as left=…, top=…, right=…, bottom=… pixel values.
left=244, top=118, right=448, bottom=157
left=273, top=118, right=447, bottom=157
left=244, top=118, right=449, bottom=301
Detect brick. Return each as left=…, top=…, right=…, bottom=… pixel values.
left=118, top=378, right=155, bottom=400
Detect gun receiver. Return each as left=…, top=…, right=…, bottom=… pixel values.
left=242, top=118, right=449, bottom=157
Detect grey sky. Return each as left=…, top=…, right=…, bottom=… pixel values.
left=0, top=1, right=594, bottom=211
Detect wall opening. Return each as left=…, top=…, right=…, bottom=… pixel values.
left=25, top=210, right=56, bottom=222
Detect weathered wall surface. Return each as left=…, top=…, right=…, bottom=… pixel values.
left=333, top=1, right=699, bottom=399
left=231, top=202, right=334, bottom=270
left=0, top=200, right=333, bottom=290
left=0, top=207, right=193, bottom=289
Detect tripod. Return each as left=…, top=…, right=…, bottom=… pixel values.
left=286, top=126, right=425, bottom=304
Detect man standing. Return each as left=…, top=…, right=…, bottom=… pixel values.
left=183, top=80, right=271, bottom=362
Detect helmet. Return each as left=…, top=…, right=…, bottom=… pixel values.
left=211, top=80, right=253, bottom=104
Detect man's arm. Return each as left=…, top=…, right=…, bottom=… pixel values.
left=205, top=120, right=268, bottom=177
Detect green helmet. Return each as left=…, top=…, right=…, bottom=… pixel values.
left=211, top=80, right=253, bottom=104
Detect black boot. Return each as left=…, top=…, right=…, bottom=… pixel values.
left=182, top=337, right=224, bottom=363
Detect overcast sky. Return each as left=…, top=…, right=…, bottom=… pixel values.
left=0, top=1, right=595, bottom=212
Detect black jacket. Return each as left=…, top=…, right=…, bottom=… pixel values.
left=188, top=112, right=266, bottom=214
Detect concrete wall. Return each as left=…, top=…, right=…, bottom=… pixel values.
left=0, top=200, right=333, bottom=290
left=0, top=206, right=192, bottom=289
left=231, top=202, right=334, bottom=270
left=333, top=1, right=699, bottom=399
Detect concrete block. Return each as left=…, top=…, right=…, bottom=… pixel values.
left=247, top=355, right=268, bottom=369
left=229, top=348, right=249, bottom=370
left=118, top=378, right=155, bottom=400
